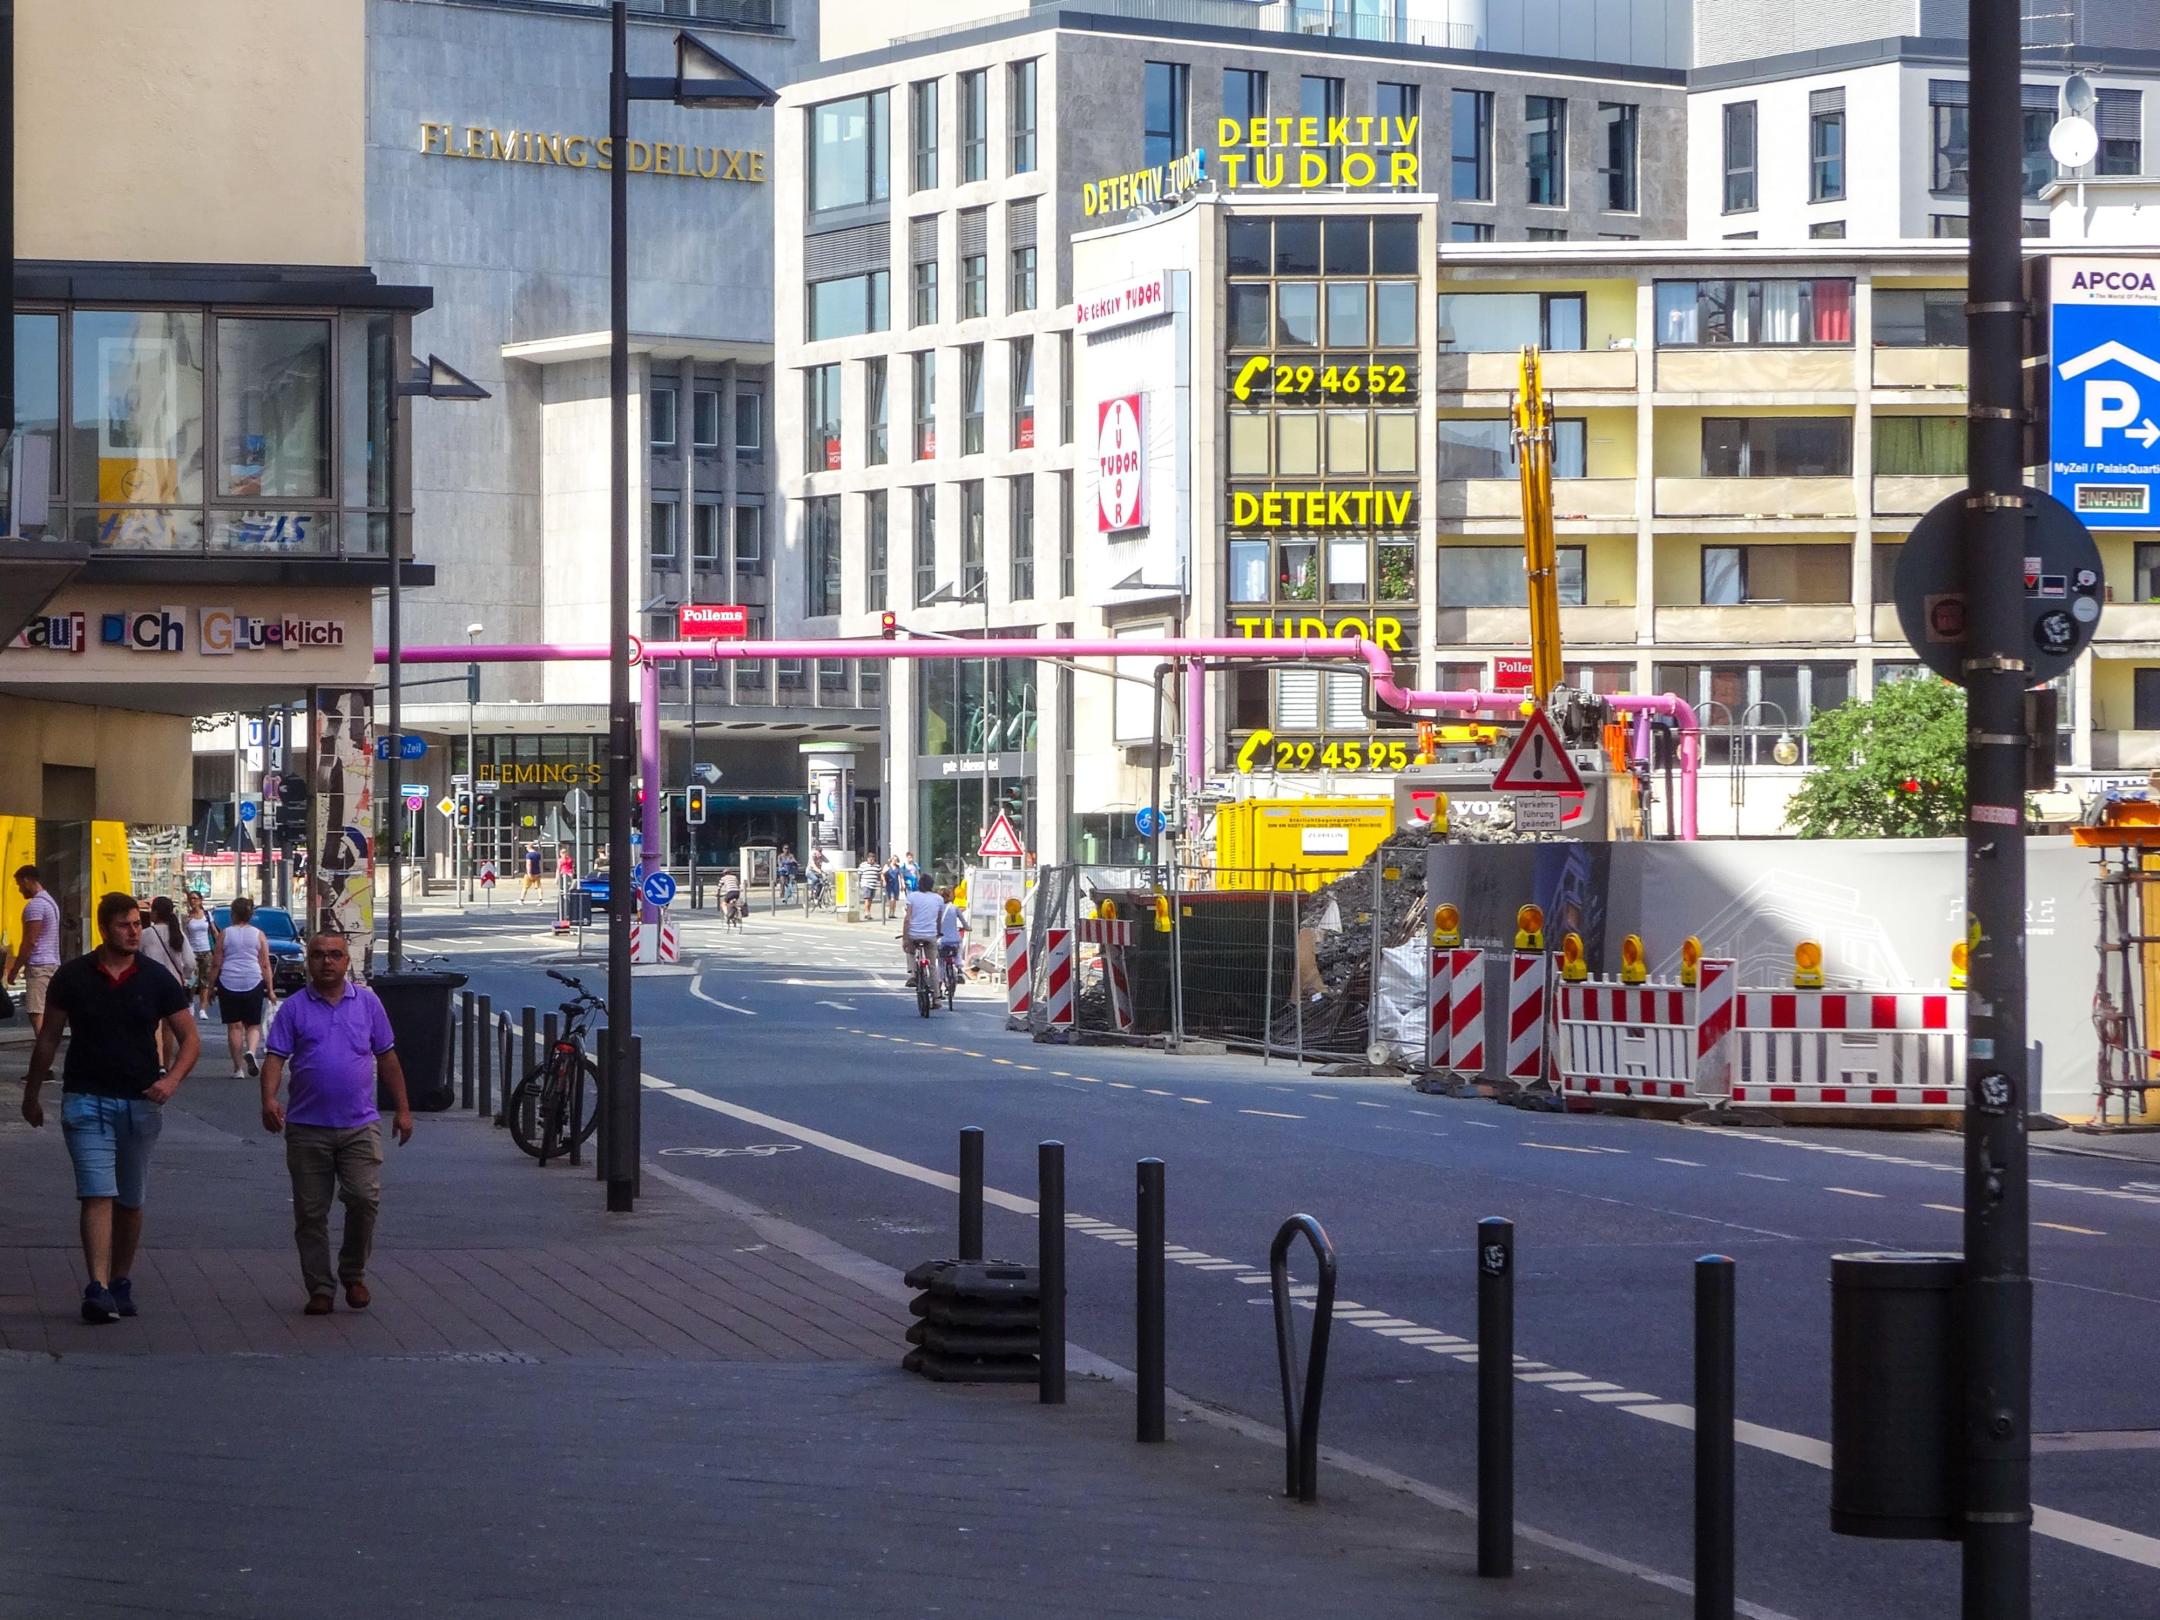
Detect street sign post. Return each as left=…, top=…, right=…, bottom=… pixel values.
left=1134, top=806, right=1163, bottom=838
left=375, top=734, right=428, bottom=761
left=1510, top=795, right=1562, bottom=833
left=436, top=796, right=458, bottom=819
left=238, top=801, right=257, bottom=824
left=2049, top=257, right=2160, bottom=528
left=642, top=870, right=677, bottom=908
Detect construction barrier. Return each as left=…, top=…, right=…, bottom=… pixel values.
left=1426, top=947, right=1485, bottom=1080
left=1504, top=952, right=1549, bottom=1084
left=1727, top=988, right=1965, bottom=1109
left=1077, top=916, right=1137, bottom=1033
left=1042, top=928, right=1075, bottom=1029
left=1005, top=927, right=1031, bottom=1018
left=1426, top=947, right=1451, bottom=1070
left=628, top=911, right=678, bottom=965
left=1553, top=959, right=1736, bottom=1103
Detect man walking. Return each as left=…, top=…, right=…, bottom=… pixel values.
left=520, top=841, right=544, bottom=903
left=258, top=932, right=412, bottom=1316
left=20, top=892, right=199, bottom=1324
left=4, top=864, right=63, bottom=1036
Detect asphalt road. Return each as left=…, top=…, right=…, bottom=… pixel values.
left=416, top=904, right=2160, bottom=1620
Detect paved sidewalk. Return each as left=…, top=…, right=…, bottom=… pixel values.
left=0, top=1058, right=1687, bottom=1619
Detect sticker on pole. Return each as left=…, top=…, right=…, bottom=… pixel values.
left=1489, top=708, right=1583, bottom=794
left=978, top=811, right=1026, bottom=859
left=642, top=869, right=678, bottom=908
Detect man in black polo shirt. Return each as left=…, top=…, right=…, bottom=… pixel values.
left=20, top=891, right=199, bottom=1324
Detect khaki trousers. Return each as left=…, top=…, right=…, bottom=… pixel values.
left=285, top=1122, right=382, bottom=1298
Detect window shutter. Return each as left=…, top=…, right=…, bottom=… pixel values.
left=910, top=215, right=938, bottom=262
left=804, top=221, right=890, bottom=280
left=2021, top=83, right=2057, bottom=112
left=1276, top=670, right=1320, bottom=731
left=1929, top=79, right=1968, bottom=109
left=1808, top=86, right=1845, bottom=115
left=1008, top=196, right=1037, bottom=245
left=958, top=206, right=989, bottom=255
left=1324, top=673, right=1367, bottom=732
left=2096, top=88, right=2141, bottom=139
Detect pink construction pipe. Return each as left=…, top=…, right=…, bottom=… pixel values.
left=378, top=637, right=1702, bottom=840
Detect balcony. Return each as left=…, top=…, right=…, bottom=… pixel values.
left=2095, top=601, right=2160, bottom=641
left=1435, top=478, right=1636, bottom=521
left=1873, top=474, right=1962, bottom=516
left=1873, top=602, right=1903, bottom=641
left=1653, top=604, right=1856, bottom=644
left=1433, top=349, right=1639, bottom=394
left=1654, top=477, right=1854, bottom=520
left=1431, top=605, right=1637, bottom=644
left=1656, top=349, right=1855, bottom=395
left=2092, top=732, right=2160, bottom=771
left=1873, top=348, right=1967, bottom=390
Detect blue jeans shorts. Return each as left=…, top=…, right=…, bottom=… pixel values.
left=60, top=1094, right=164, bottom=1208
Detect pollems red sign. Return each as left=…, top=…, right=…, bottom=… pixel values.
left=1096, top=393, right=1146, bottom=533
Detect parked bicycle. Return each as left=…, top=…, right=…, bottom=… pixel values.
left=508, top=968, right=603, bottom=1162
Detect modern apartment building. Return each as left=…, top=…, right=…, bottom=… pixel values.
left=776, top=0, right=1692, bottom=870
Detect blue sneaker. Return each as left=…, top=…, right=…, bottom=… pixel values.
left=80, top=1282, right=118, bottom=1325
left=110, top=1278, right=136, bottom=1318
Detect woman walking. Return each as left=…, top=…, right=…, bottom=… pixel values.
left=183, top=891, right=216, bottom=1015
left=209, top=895, right=275, bottom=1078
left=139, top=897, right=194, bottom=1070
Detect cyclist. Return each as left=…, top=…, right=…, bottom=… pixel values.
left=718, top=868, right=744, bottom=925
left=898, top=872, right=945, bottom=992
left=776, top=845, right=799, bottom=906
left=936, top=887, right=968, bottom=996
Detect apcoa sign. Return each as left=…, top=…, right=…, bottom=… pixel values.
left=2050, top=256, right=2160, bottom=527
left=1217, top=116, right=1419, bottom=191
left=1096, top=394, right=1147, bottom=532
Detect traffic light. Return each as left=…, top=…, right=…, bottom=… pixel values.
left=685, top=784, right=707, bottom=825
left=275, top=773, right=310, bottom=842
left=455, top=790, right=472, bottom=828
left=879, top=611, right=897, bottom=639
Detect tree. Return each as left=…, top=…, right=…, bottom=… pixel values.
left=1783, top=676, right=1966, bottom=838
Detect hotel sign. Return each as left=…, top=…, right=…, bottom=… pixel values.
left=418, top=122, right=767, bottom=184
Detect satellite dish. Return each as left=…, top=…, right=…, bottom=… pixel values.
left=2049, top=115, right=2099, bottom=170
left=2061, top=72, right=2096, bottom=117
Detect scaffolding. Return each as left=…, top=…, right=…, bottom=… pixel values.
left=2077, top=800, right=2160, bottom=1128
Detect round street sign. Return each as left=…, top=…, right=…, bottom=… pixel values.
left=1893, top=486, right=2104, bottom=686
left=238, top=801, right=258, bottom=823
left=1135, top=806, right=1163, bottom=838
left=642, top=869, right=677, bottom=908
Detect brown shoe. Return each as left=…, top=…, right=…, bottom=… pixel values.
left=304, top=1294, right=334, bottom=1316
left=343, top=1281, right=371, bottom=1310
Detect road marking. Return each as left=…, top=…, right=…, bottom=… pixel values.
left=1308, top=1094, right=1339, bottom=1101
left=1464, top=1120, right=1498, bottom=1129
left=1739, top=1172, right=1789, bottom=1183
left=1076, top=1076, right=1102, bottom=1084
left=1049, top=1070, right=1070, bottom=1077
left=964, top=1051, right=986, bottom=1058
left=1655, top=1157, right=1702, bottom=1168
left=1582, top=1390, right=1659, bottom=1403
left=990, top=1057, right=1014, bottom=1066
left=1546, top=1380, right=1625, bottom=1393
left=1181, top=1097, right=1212, bottom=1105
left=1825, top=1187, right=1885, bottom=1200
left=2038, top=1220, right=2108, bottom=1236
left=1925, top=1202, right=1963, bottom=1213
left=1015, top=1064, right=1041, bottom=1072
left=1517, top=1370, right=1593, bottom=1384
left=688, top=976, right=756, bottom=1015
left=1108, top=1081, right=1136, bottom=1090
left=1354, top=1101, right=1390, bottom=1110
left=1526, top=1143, right=1605, bottom=1155
left=1144, top=1088, right=1173, bottom=1096
left=1240, top=1108, right=1305, bottom=1120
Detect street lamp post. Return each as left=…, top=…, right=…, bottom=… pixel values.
left=464, top=621, right=483, bottom=902
left=604, top=3, right=776, bottom=1212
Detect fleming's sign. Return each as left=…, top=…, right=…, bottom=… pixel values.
left=418, top=122, right=766, bottom=184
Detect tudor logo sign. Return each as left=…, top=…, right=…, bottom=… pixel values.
left=1096, top=393, right=1146, bottom=533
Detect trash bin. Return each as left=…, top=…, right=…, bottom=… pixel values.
left=1830, top=1250, right=1964, bottom=1541
left=371, top=970, right=468, bottom=1113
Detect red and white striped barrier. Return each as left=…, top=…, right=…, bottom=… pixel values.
left=1077, top=917, right=1135, bottom=946
left=1005, top=927, right=1031, bottom=1018
left=1505, top=952, right=1550, bottom=1083
left=1042, top=927, right=1075, bottom=1028
left=1442, top=948, right=1486, bottom=1079
left=1728, top=988, right=1964, bottom=1109
left=628, top=912, right=679, bottom=965
left=1106, top=947, right=1134, bottom=1032
left=1553, top=959, right=1736, bottom=1102
left=1694, top=959, right=1735, bottom=1094
left=1426, top=948, right=1451, bottom=1070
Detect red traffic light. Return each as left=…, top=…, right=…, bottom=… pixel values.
left=879, top=611, right=897, bottom=640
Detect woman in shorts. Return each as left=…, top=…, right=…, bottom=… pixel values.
left=208, top=895, right=274, bottom=1077
left=183, top=891, right=216, bottom=1014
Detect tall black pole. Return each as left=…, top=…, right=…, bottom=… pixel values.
left=604, top=0, right=637, bottom=1213
left=385, top=384, right=403, bottom=971
left=1961, top=0, right=2032, bottom=1612
left=0, top=0, right=14, bottom=444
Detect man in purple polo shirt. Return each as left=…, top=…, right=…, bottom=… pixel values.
left=258, top=932, right=413, bottom=1316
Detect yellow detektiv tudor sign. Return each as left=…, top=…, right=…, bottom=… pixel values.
left=1230, top=488, right=1415, bottom=529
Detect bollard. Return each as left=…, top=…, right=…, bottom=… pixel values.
left=958, top=1127, right=985, bottom=1262
left=1477, top=1215, right=1514, bottom=1578
left=496, top=1016, right=511, bottom=1126
left=476, top=995, right=493, bottom=1116
left=629, top=1034, right=642, bottom=1197
left=591, top=1024, right=606, bottom=1182
left=1696, top=1255, right=1737, bottom=1620
left=1137, top=1157, right=1166, bottom=1442
left=459, top=991, right=476, bottom=1110
left=511, top=1005, right=535, bottom=1127
left=1039, top=1141, right=1066, bottom=1406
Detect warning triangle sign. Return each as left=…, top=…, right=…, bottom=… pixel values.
left=978, top=810, right=1027, bottom=858
left=1489, top=707, right=1584, bottom=794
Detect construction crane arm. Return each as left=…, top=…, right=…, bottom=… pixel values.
left=1514, top=345, right=1564, bottom=703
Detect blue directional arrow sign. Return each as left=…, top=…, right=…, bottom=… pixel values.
left=238, top=801, right=258, bottom=823
left=642, top=870, right=676, bottom=908
left=2050, top=259, right=2160, bottom=529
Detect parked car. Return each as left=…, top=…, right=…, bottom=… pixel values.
left=211, top=904, right=307, bottom=993
left=578, top=870, right=612, bottom=912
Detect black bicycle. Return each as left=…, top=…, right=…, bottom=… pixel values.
left=508, top=968, right=604, bottom=1162
left=802, top=870, right=835, bottom=913
left=907, top=937, right=936, bottom=1018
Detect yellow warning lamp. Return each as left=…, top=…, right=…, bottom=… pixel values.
left=1099, top=898, right=1118, bottom=921
left=1793, top=939, right=1824, bottom=989
left=1515, top=903, right=1545, bottom=952
left=1949, top=940, right=1969, bottom=991
left=1619, top=933, right=1648, bottom=985
left=1430, top=790, right=1450, bottom=836
left=1433, top=902, right=1462, bottom=949
left=953, top=878, right=969, bottom=908
left=1152, top=893, right=1172, bottom=934
left=1518, top=698, right=1538, bottom=720
left=1679, top=935, right=1703, bottom=988
left=1560, top=932, right=1588, bottom=981
left=1003, top=898, right=1024, bottom=927
left=1417, top=721, right=1439, bottom=764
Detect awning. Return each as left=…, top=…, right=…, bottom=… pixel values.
left=0, top=537, right=90, bottom=647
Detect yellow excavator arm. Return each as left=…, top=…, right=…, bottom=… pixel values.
left=1513, top=345, right=1564, bottom=703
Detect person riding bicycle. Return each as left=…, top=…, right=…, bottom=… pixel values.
left=936, top=888, right=968, bottom=989
left=718, top=868, right=743, bottom=922
left=899, top=873, right=945, bottom=984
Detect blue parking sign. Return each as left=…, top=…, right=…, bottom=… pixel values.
left=2050, top=257, right=2160, bottom=529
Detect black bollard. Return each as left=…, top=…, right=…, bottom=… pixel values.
left=1039, top=1141, right=1066, bottom=1405
left=476, top=995, right=493, bottom=1116
left=1696, top=1255, right=1736, bottom=1620
left=459, top=991, right=476, bottom=1110
left=1477, top=1216, right=1514, bottom=1579
left=510, top=1006, right=534, bottom=1127
left=958, top=1127, right=985, bottom=1261
left=629, top=1034, right=642, bottom=1197
left=1137, top=1157, right=1165, bottom=1443
left=590, top=1023, right=605, bottom=1180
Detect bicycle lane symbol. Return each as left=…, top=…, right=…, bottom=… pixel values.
left=658, top=1144, right=805, bottom=1159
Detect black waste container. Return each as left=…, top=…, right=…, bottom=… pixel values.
left=1830, top=1250, right=1964, bottom=1541
left=371, top=970, right=468, bottom=1113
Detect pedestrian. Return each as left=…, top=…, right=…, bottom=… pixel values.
left=857, top=853, right=878, bottom=915
left=521, top=840, right=544, bottom=902
left=19, top=891, right=199, bottom=1324
left=182, top=891, right=215, bottom=1016
left=881, top=857, right=901, bottom=923
left=138, top=898, right=193, bottom=1070
left=776, top=844, right=798, bottom=905
left=902, top=851, right=921, bottom=892
left=558, top=846, right=575, bottom=888
left=3, top=864, right=63, bottom=1037
left=258, top=931, right=411, bottom=1316
left=209, top=895, right=275, bottom=1078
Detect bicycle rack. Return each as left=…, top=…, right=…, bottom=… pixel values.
left=1269, top=1213, right=1338, bottom=1503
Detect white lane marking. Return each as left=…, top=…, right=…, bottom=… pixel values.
left=1517, top=1370, right=1593, bottom=1384
left=1240, top=1108, right=1306, bottom=1120
left=2038, top=1220, right=2108, bottom=1236
left=1526, top=1143, right=1605, bottom=1155
left=1464, top=1120, right=1499, bottom=1129
left=1547, top=1380, right=1624, bottom=1393
left=1107, top=1081, right=1136, bottom=1089
left=1182, top=1097, right=1213, bottom=1105
left=1739, top=1172, right=1789, bottom=1183
left=1144, top=1088, right=1173, bottom=1096
left=1355, top=1101, right=1390, bottom=1110
left=814, top=999, right=855, bottom=1011
left=1825, top=1186, right=1885, bottom=1200
left=689, top=976, right=756, bottom=1015
left=1582, top=1391, right=1660, bottom=1404
left=1656, top=1156, right=1703, bottom=1168
left=1925, top=1202, right=1963, bottom=1214
left=1699, top=1128, right=2160, bottom=1208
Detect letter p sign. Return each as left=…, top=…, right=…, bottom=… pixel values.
left=2087, top=378, right=2142, bottom=447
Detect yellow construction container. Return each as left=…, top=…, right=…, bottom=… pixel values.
left=1212, top=798, right=1394, bottom=890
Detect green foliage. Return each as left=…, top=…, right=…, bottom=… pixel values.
left=1783, top=677, right=1967, bottom=838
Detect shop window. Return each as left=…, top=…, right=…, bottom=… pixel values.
left=217, top=318, right=330, bottom=499
left=72, top=309, right=205, bottom=519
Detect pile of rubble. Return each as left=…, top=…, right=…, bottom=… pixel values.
left=1268, top=833, right=1434, bottom=1059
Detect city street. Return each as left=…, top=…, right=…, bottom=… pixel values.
left=429, top=903, right=2160, bottom=1620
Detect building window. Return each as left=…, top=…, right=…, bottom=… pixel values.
left=1654, top=279, right=1854, bottom=345
left=1722, top=101, right=1756, bottom=213
left=865, top=357, right=888, bottom=466
left=1810, top=90, right=1845, bottom=202
left=808, top=90, right=889, bottom=214
left=1809, top=220, right=1847, bottom=239
left=1224, top=67, right=1267, bottom=141
left=1437, top=291, right=1585, bottom=352
left=912, top=252, right=939, bottom=326
left=1010, top=59, right=1039, bottom=173
left=1302, top=75, right=1344, bottom=182
left=909, top=78, right=939, bottom=191
left=807, top=270, right=890, bottom=340
left=1059, top=333, right=1074, bottom=444
left=961, top=246, right=988, bottom=319
left=1596, top=102, right=1638, bottom=213
left=1875, top=288, right=1966, bottom=346
left=1449, top=221, right=1494, bottom=242
left=693, top=502, right=722, bottom=566
left=1930, top=80, right=1969, bottom=195
left=217, top=316, right=332, bottom=500
left=912, top=351, right=936, bottom=459
left=1377, top=82, right=1419, bottom=186
left=692, top=388, right=721, bottom=449
left=805, top=496, right=841, bottom=617
left=2021, top=83, right=2057, bottom=197
left=735, top=391, right=762, bottom=453
left=1701, top=418, right=1853, bottom=477
left=1527, top=95, right=1566, bottom=207
left=1929, top=213, right=1968, bottom=238
left=1010, top=243, right=1037, bottom=312
left=1653, top=662, right=1853, bottom=766
left=912, top=486, right=937, bottom=604
left=1143, top=61, right=1189, bottom=169
left=1699, top=545, right=1849, bottom=606
left=1010, top=476, right=1035, bottom=600
left=960, top=68, right=988, bottom=182
left=1438, top=418, right=1586, bottom=479
left=802, top=363, right=841, bottom=473
left=1058, top=470, right=1074, bottom=596
left=2136, top=669, right=2160, bottom=731
left=649, top=499, right=677, bottom=562
left=1451, top=89, right=1492, bottom=202
left=2134, top=542, right=2160, bottom=603
left=1439, top=545, right=1586, bottom=607
left=866, top=489, right=889, bottom=610
left=1527, top=227, right=1568, bottom=241
left=960, top=480, right=984, bottom=595
left=734, top=505, right=764, bottom=571
left=1011, top=337, right=1034, bottom=449
left=961, top=344, right=985, bottom=455
left=2098, top=88, right=2142, bottom=175
left=1874, top=416, right=1965, bottom=476
left=648, top=384, right=677, bottom=448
